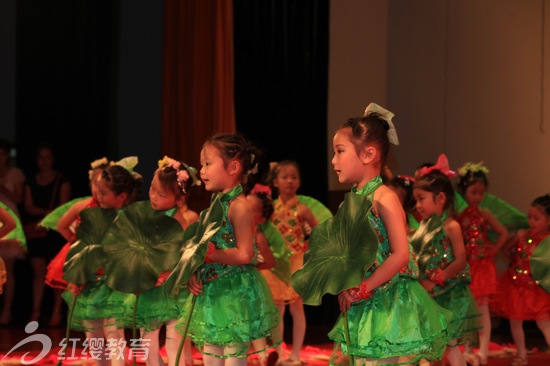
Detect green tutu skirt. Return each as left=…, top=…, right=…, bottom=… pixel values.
left=434, top=283, right=481, bottom=345
left=135, top=285, right=193, bottom=332
left=176, top=267, right=281, bottom=358
left=62, top=277, right=135, bottom=331
left=328, top=278, right=452, bottom=364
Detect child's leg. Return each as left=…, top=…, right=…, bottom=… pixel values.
left=353, top=357, right=399, bottom=365
left=476, top=300, right=491, bottom=363
left=83, top=319, right=109, bottom=366
left=276, top=303, right=286, bottom=359
left=223, top=344, right=247, bottom=366
left=510, top=319, right=527, bottom=359
left=288, top=298, right=305, bottom=361
left=142, top=327, right=163, bottom=366
left=103, top=319, right=126, bottom=366
left=202, top=344, right=225, bottom=366
left=30, top=257, right=46, bottom=321
left=165, top=319, right=192, bottom=366
left=445, top=341, right=466, bottom=366
left=251, top=338, right=267, bottom=366
left=535, top=319, right=550, bottom=347
left=48, top=288, right=64, bottom=326
left=0, top=258, right=15, bottom=324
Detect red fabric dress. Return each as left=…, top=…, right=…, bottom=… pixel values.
left=493, top=230, right=550, bottom=320
left=456, top=206, right=497, bottom=303
left=44, top=198, right=98, bottom=289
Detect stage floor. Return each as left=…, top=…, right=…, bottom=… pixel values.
left=1, top=321, right=549, bottom=365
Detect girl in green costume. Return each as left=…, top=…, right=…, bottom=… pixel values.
left=139, top=156, right=200, bottom=366
left=181, top=134, right=280, bottom=366
left=63, top=162, right=142, bottom=366
left=328, top=103, right=452, bottom=365
left=413, top=159, right=481, bottom=366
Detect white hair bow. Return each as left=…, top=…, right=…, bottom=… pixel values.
left=364, top=103, right=399, bottom=145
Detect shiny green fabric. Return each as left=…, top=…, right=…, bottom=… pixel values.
left=39, top=196, right=91, bottom=231
left=62, top=276, right=135, bottom=331
left=176, top=185, right=280, bottom=358
left=297, top=194, right=333, bottom=224
left=0, top=201, right=26, bottom=250
left=433, top=283, right=481, bottom=345
left=328, top=279, right=452, bottom=363
left=531, top=235, right=550, bottom=293
left=136, top=285, right=192, bottom=331
left=259, top=220, right=291, bottom=284
left=326, top=176, right=452, bottom=363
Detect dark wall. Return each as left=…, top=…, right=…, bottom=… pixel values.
left=15, top=0, right=163, bottom=199
left=16, top=0, right=118, bottom=197
left=233, top=0, right=330, bottom=207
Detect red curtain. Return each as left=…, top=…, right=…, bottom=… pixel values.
left=162, top=0, right=235, bottom=211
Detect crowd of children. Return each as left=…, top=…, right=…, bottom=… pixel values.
left=1, top=103, right=549, bottom=366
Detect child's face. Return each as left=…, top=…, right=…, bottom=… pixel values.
left=96, top=177, right=127, bottom=210
left=413, top=188, right=444, bottom=220
left=273, top=164, right=300, bottom=197
left=149, top=174, right=178, bottom=211
left=528, top=205, right=550, bottom=235
left=200, top=145, right=233, bottom=192
left=463, top=181, right=486, bottom=207
left=331, top=130, right=365, bottom=185
left=247, top=194, right=265, bottom=226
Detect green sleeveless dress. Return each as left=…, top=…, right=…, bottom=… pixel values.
left=328, top=176, right=453, bottom=364
left=416, top=215, right=481, bottom=345
left=135, top=207, right=193, bottom=332
left=176, top=185, right=280, bottom=358
left=62, top=207, right=134, bottom=331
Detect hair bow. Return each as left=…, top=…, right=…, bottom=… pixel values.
left=88, top=157, right=110, bottom=180
left=113, top=156, right=138, bottom=172
left=364, top=102, right=399, bottom=145
left=112, top=156, right=142, bottom=179
left=419, top=154, right=456, bottom=178
left=251, top=183, right=272, bottom=198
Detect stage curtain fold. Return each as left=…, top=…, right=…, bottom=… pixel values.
left=162, top=0, right=235, bottom=211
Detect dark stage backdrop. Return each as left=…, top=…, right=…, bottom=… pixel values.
left=15, top=0, right=117, bottom=199
left=233, top=0, right=330, bottom=207
left=233, top=0, right=339, bottom=328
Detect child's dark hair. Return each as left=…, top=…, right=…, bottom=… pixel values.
left=414, top=170, right=456, bottom=216
left=267, top=160, right=301, bottom=197
left=532, top=194, right=550, bottom=216
left=101, top=165, right=142, bottom=205
left=156, top=161, right=197, bottom=199
left=457, top=167, right=489, bottom=195
left=205, top=133, right=260, bottom=183
left=338, top=113, right=390, bottom=167
left=252, top=192, right=274, bottom=221
left=388, top=175, right=415, bottom=212
left=270, top=160, right=301, bottom=183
